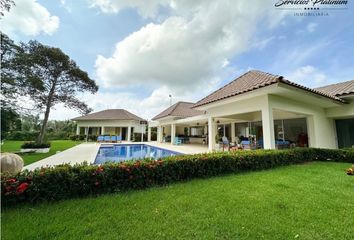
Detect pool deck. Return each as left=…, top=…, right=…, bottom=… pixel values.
left=24, top=141, right=209, bottom=171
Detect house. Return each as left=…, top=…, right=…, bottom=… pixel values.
left=72, top=109, right=147, bottom=141
left=149, top=70, right=354, bottom=150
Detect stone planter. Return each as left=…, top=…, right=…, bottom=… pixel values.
left=21, top=148, right=50, bottom=153
left=1, top=153, right=24, bottom=174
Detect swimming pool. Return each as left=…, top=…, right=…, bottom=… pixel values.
left=94, top=144, right=181, bottom=164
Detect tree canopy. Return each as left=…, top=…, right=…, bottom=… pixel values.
left=1, top=34, right=99, bottom=143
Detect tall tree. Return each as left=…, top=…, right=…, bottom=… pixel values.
left=17, top=41, right=98, bottom=144
left=1, top=32, right=21, bottom=108
left=1, top=32, right=23, bottom=139
left=0, top=0, right=15, bottom=17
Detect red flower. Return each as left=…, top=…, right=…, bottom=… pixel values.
left=16, top=182, right=29, bottom=194
left=6, top=178, right=17, bottom=184
left=96, top=166, right=104, bottom=173
left=94, top=181, right=100, bottom=186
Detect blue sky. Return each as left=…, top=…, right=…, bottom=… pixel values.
left=1, top=0, right=353, bottom=120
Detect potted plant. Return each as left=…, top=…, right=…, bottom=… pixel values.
left=20, top=142, right=51, bottom=153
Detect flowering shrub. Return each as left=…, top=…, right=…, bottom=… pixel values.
left=1, top=148, right=353, bottom=206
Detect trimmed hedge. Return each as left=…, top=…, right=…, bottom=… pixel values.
left=21, top=142, right=51, bottom=149
left=1, top=148, right=353, bottom=206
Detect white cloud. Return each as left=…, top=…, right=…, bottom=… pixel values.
left=60, top=0, right=72, bottom=13
left=287, top=65, right=327, bottom=88
left=306, top=22, right=317, bottom=33
left=252, top=36, right=275, bottom=50
left=48, top=84, right=214, bottom=120
left=89, top=0, right=169, bottom=18
left=0, top=0, right=59, bottom=37
left=94, top=0, right=285, bottom=92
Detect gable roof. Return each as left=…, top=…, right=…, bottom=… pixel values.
left=72, top=109, right=145, bottom=121
left=193, top=70, right=345, bottom=107
left=315, top=79, right=354, bottom=97
left=152, top=101, right=205, bottom=121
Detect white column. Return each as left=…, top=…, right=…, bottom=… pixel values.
left=208, top=116, right=215, bottom=151
left=84, top=127, right=88, bottom=135
left=171, top=124, right=176, bottom=144
left=76, top=125, right=80, bottom=135
left=127, top=126, right=131, bottom=141
left=261, top=107, right=275, bottom=149
left=306, top=116, right=315, bottom=148
left=231, top=122, right=236, bottom=142
left=160, top=126, right=163, bottom=142
left=148, top=127, right=152, bottom=141
left=101, top=126, right=105, bottom=135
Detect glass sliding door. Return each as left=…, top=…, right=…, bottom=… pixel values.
left=336, top=118, right=354, bottom=148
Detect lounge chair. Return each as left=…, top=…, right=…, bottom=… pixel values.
left=97, top=136, right=104, bottom=142
left=103, top=136, right=111, bottom=142
left=117, top=136, right=122, bottom=143
left=241, top=140, right=251, bottom=150
left=111, top=136, right=117, bottom=143
left=276, top=140, right=290, bottom=149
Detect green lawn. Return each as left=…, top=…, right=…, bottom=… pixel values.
left=2, top=162, right=353, bottom=240
left=1, top=140, right=82, bottom=165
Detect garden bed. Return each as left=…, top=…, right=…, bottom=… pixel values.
left=1, top=148, right=353, bottom=206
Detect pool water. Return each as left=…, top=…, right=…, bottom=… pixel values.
left=94, top=144, right=181, bottom=164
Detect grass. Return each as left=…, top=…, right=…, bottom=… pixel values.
left=2, top=162, right=353, bottom=240
left=1, top=140, right=82, bottom=166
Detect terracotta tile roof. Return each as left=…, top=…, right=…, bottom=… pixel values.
left=152, top=101, right=205, bottom=121
left=72, top=109, right=145, bottom=121
left=315, top=79, right=354, bottom=97
left=193, top=70, right=345, bottom=107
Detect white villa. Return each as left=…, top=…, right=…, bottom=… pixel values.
left=73, top=70, right=353, bottom=150
left=149, top=70, right=354, bottom=150
left=73, top=109, right=147, bottom=141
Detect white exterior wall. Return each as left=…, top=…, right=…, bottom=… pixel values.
left=324, top=100, right=354, bottom=118
left=76, top=120, right=143, bottom=133
left=269, top=95, right=337, bottom=149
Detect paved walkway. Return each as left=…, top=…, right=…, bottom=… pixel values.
left=24, top=142, right=209, bottom=171
left=24, top=143, right=101, bottom=171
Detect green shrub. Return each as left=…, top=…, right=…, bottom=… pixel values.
left=69, top=134, right=79, bottom=141
left=46, top=131, right=70, bottom=140
left=69, top=134, right=97, bottom=141
left=21, top=142, right=51, bottom=149
left=6, top=131, right=39, bottom=141
left=1, top=148, right=353, bottom=206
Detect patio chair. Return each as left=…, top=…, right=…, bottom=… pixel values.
left=111, top=136, right=117, bottom=143
left=97, top=136, right=104, bottom=142
left=174, top=137, right=182, bottom=145
left=116, top=136, right=122, bottom=143
left=221, top=136, right=230, bottom=151
left=103, top=136, right=111, bottom=142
